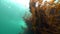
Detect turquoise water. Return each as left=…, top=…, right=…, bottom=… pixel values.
left=0, top=0, right=31, bottom=34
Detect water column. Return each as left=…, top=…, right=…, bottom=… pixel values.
left=0, top=0, right=31, bottom=34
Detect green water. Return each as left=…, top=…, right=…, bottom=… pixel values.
left=0, top=0, right=31, bottom=34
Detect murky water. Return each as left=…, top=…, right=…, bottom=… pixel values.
left=0, top=0, right=31, bottom=34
